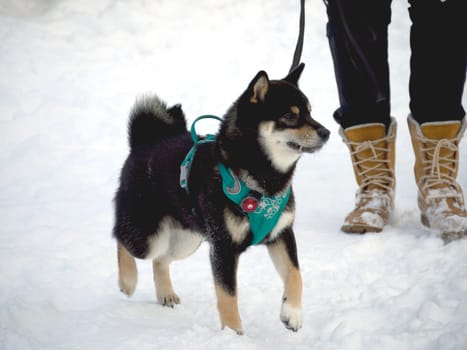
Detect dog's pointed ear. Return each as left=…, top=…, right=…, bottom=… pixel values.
left=284, top=63, right=305, bottom=86
left=248, top=71, right=270, bottom=104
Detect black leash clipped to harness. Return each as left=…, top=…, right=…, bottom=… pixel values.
left=179, top=2, right=306, bottom=245
left=290, top=0, right=306, bottom=73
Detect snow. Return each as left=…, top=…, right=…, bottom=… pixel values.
left=1, top=0, right=467, bottom=349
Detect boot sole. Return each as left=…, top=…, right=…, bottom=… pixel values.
left=421, top=214, right=467, bottom=243
left=341, top=224, right=383, bottom=234
left=442, top=231, right=467, bottom=243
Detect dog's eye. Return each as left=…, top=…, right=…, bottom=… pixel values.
left=283, top=112, right=299, bottom=121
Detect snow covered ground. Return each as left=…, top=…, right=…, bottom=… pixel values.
left=1, top=0, right=466, bottom=349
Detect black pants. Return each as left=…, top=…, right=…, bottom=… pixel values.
left=326, top=0, right=467, bottom=130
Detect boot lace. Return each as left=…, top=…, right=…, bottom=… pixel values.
left=344, top=134, right=395, bottom=198
left=419, top=136, right=463, bottom=202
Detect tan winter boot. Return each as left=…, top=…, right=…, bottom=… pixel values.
left=407, top=115, right=467, bottom=241
left=340, top=118, right=397, bottom=233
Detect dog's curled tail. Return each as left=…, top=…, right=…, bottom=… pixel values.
left=128, top=95, right=187, bottom=150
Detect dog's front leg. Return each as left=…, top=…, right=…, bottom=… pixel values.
left=210, top=244, right=243, bottom=335
left=267, top=228, right=302, bottom=331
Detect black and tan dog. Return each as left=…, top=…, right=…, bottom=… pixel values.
left=113, top=64, right=329, bottom=334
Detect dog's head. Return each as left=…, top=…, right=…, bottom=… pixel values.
left=221, top=64, right=330, bottom=173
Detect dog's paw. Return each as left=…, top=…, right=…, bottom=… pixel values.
left=158, top=293, right=181, bottom=308
left=280, top=301, right=302, bottom=332
left=221, top=325, right=244, bottom=336
left=119, top=277, right=137, bottom=297
left=221, top=322, right=244, bottom=335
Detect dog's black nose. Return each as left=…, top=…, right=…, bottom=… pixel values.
left=317, top=127, right=330, bottom=141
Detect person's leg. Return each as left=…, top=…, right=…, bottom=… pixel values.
left=408, top=0, right=466, bottom=124
left=407, top=0, right=467, bottom=240
left=326, top=0, right=392, bottom=130
left=325, top=0, right=396, bottom=234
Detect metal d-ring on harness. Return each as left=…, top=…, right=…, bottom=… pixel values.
left=179, top=116, right=291, bottom=245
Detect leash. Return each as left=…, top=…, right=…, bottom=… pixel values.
left=289, top=0, right=306, bottom=73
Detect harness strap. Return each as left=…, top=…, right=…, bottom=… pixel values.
left=218, top=163, right=291, bottom=245
left=180, top=115, right=222, bottom=192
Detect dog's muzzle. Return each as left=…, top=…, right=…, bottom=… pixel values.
left=287, top=127, right=330, bottom=153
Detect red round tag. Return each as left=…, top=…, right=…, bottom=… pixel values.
left=241, top=196, right=259, bottom=212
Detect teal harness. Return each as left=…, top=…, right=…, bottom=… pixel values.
left=180, top=116, right=291, bottom=245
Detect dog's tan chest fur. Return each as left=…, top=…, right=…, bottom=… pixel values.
left=267, top=210, right=295, bottom=241
left=224, top=209, right=250, bottom=244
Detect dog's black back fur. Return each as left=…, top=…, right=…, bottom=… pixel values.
left=114, top=97, right=199, bottom=258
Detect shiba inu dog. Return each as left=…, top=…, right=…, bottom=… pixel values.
left=113, top=64, right=329, bottom=334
